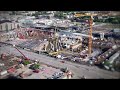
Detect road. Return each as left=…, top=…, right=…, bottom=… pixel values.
left=0, top=45, right=120, bottom=79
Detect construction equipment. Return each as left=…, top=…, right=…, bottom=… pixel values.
left=47, top=26, right=63, bottom=56
left=74, top=13, right=97, bottom=56
left=48, top=31, right=82, bottom=56
left=88, top=15, right=93, bottom=56
left=13, top=45, right=30, bottom=60
left=74, top=13, right=97, bottom=18
left=49, top=50, right=65, bottom=56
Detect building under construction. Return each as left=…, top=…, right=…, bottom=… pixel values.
left=0, top=11, right=120, bottom=79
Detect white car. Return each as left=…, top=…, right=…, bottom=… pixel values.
left=57, top=55, right=61, bottom=59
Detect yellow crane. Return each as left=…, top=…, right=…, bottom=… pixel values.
left=74, top=13, right=97, bottom=17
left=74, top=13, right=97, bottom=56
left=88, top=15, right=93, bottom=56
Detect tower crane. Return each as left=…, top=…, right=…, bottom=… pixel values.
left=74, top=13, right=97, bottom=56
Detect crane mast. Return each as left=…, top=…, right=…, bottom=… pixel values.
left=88, top=16, right=93, bottom=56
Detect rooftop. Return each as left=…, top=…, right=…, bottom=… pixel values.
left=0, top=20, right=12, bottom=24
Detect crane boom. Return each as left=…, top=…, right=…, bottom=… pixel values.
left=14, top=46, right=29, bottom=60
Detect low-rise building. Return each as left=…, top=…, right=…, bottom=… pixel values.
left=0, top=20, right=20, bottom=31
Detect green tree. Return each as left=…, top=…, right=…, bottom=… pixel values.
left=23, top=60, right=31, bottom=65
left=54, top=12, right=66, bottom=19
left=32, top=12, right=40, bottom=17
left=30, top=64, right=40, bottom=70
left=112, top=19, right=119, bottom=24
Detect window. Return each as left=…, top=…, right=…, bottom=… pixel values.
left=0, top=25, right=2, bottom=30
left=11, top=24, right=12, bottom=29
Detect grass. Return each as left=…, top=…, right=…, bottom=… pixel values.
left=22, top=60, right=31, bottom=65
left=29, top=64, right=40, bottom=70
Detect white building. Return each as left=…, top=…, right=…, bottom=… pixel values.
left=0, top=20, right=20, bottom=31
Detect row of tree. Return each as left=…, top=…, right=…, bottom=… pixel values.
left=94, top=16, right=120, bottom=24
left=31, top=11, right=48, bottom=17
left=54, top=12, right=66, bottom=19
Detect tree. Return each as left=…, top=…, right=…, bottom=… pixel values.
left=22, top=60, right=31, bottom=65
left=112, top=19, right=119, bottom=24
left=11, top=11, right=17, bottom=15
left=29, top=64, right=40, bottom=70
left=32, top=12, right=40, bottom=17
left=54, top=12, right=66, bottom=19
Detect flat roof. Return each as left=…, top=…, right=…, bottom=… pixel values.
left=58, top=31, right=91, bottom=38
left=0, top=20, right=12, bottom=24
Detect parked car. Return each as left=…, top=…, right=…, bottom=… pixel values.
left=60, top=61, right=65, bottom=63
left=33, top=69, right=39, bottom=73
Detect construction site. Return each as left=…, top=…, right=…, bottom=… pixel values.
left=0, top=11, right=120, bottom=79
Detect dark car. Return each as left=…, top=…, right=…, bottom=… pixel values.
left=33, top=69, right=39, bottom=73
left=60, top=61, right=65, bottom=63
